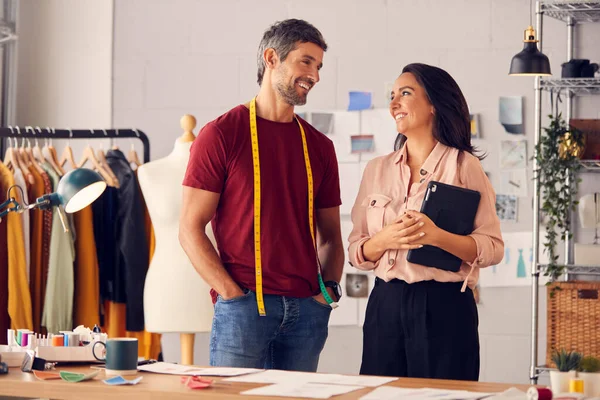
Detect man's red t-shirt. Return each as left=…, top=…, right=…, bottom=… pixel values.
left=182, top=105, right=341, bottom=299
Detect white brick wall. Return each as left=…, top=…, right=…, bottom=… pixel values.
left=15, top=0, right=600, bottom=385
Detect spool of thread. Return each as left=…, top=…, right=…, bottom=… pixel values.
left=59, top=331, right=71, bottom=346
left=7, top=330, right=16, bottom=347
left=20, top=333, right=28, bottom=347
left=569, top=378, right=584, bottom=393
left=26, top=333, right=36, bottom=349
left=66, top=333, right=80, bottom=347
left=16, top=330, right=32, bottom=346
left=527, top=387, right=553, bottom=400
left=51, top=335, right=64, bottom=347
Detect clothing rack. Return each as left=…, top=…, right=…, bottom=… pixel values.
left=0, top=127, right=151, bottom=163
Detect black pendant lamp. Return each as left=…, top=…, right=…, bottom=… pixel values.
left=509, top=0, right=551, bottom=76
left=509, top=26, right=552, bottom=76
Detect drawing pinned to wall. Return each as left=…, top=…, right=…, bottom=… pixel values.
left=496, top=194, right=518, bottom=222
left=351, top=135, right=375, bottom=153
left=498, top=169, right=528, bottom=197
left=348, top=91, right=372, bottom=111
left=516, top=249, right=527, bottom=278
left=310, top=112, right=334, bottom=134
left=470, top=113, right=480, bottom=138
left=346, top=273, right=369, bottom=298
left=500, top=140, right=527, bottom=169
left=499, top=96, right=524, bottom=134
left=479, top=232, right=549, bottom=287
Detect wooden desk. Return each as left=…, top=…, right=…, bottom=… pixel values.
left=0, top=366, right=534, bottom=400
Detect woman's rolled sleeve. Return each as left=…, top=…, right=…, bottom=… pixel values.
left=348, top=236, right=378, bottom=271
left=348, top=161, right=379, bottom=271
left=462, top=155, right=504, bottom=269
left=467, top=232, right=504, bottom=268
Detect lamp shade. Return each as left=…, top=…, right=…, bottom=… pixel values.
left=509, top=26, right=551, bottom=76
left=53, top=168, right=107, bottom=213
left=509, top=42, right=552, bottom=76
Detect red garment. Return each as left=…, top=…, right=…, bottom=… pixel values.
left=0, top=171, right=10, bottom=343
left=39, top=172, right=53, bottom=335
left=183, top=105, right=341, bottom=299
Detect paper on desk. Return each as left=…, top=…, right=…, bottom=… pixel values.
left=226, top=369, right=396, bottom=387
left=137, top=361, right=263, bottom=377
left=103, top=376, right=143, bottom=386
left=241, top=382, right=365, bottom=399
left=359, top=386, right=493, bottom=400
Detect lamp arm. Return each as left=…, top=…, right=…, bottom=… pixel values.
left=0, top=197, right=21, bottom=222
left=0, top=193, right=66, bottom=233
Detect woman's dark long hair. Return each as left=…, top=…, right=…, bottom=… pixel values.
left=394, top=63, right=483, bottom=160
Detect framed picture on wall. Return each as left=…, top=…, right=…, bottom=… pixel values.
left=350, top=135, right=375, bottom=153
left=470, top=113, right=480, bottom=138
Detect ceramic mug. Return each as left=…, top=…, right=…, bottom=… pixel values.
left=93, top=338, right=138, bottom=376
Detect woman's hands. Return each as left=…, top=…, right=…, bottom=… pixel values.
left=373, top=214, right=425, bottom=251
left=362, top=210, right=442, bottom=262
left=402, top=210, right=441, bottom=247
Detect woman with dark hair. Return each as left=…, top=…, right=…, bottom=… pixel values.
left=348, top=63, right=503, bottom=380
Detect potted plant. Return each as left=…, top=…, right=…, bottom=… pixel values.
left=534, top=114, right=585, bottom=283
left=550, top=349, right=582, bottom=394
left=578, top=356, right=600, bottom=397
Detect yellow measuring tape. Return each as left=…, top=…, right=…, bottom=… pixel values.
left=249, top=97, right=334, bottom=316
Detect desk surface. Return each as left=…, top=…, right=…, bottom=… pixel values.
left=0, top=366, right=534, bottom=400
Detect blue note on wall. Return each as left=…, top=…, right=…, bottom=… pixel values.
left=348, top=91, right=372, bottom=111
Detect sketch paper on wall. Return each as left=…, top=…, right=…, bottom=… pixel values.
left=499, top=96, right=524, bottom=134
left=500, top=140, right=527, bottom=169
left=351, top=135, right=375, bottom=153
left=498, top=169, right=528, bottom=197
left=346, top=274, right=369, bottom=298
left=348, top=91, right=373, bottom=111
left=479, top=232, right=549, bottom=287
left=311, top=112, right=334, bottom=134
left=470, top=114, right=480, bottom=138
left=496, top=194, right=518, bottom=222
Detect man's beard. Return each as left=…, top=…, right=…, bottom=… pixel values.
left=275, top=75, right=307, bottom=106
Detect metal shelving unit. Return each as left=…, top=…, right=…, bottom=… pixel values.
left=539, top=264, right=600, bottom=275
left=530, top=0, right=600, bottom=384
left=579, top=159, right=600, bottom=171
left=540, top=77, right=600, bottom=94
left=542, top=1, right=600, bottom=22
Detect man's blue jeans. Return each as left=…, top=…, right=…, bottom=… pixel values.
left=209, top=289, right=331, bottom=372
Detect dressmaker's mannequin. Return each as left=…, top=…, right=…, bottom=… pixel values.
left=138, top=115, right=215, bottom=365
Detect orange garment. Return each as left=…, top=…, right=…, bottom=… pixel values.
left=101, top=175, right=161, bottom=360
left=0, top=162, right=33, bottom=330
left=73, top=205, right=100, bottom=329
left=27, top=165, right=45, bottom=333
left=0, top=167, right=10, bottom=343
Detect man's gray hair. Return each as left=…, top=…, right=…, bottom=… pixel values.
left=256, top=19, right=327, bottom=86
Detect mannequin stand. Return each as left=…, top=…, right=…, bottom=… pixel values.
left=180, top=333, right=195, bottom=365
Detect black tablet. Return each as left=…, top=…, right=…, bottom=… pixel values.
left=406, top=181, right=480, bottom=272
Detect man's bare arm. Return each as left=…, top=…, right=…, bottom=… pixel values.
left=314, top=206, right=344, bottom=302
left=179, top=186, right=244, bottom=300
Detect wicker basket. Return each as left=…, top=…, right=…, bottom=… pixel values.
left=547, top=281, right=600, bottom=367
